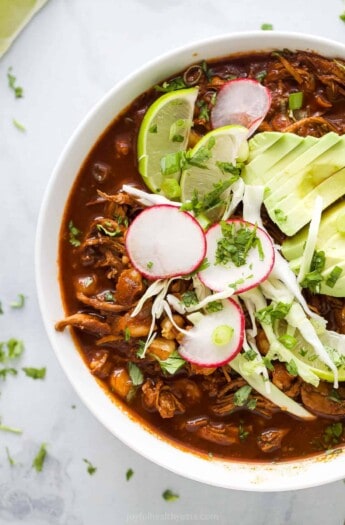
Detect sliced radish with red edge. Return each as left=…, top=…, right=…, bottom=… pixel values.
left=198, top=219, right=275, bottom=294
left=125, top=205, right=206, bottom=279
left=211, top=79, right=271, bottom=137
left=178, top=298, right=244, bottom=367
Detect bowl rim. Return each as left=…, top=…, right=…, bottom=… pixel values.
left=36, top=30, right=345, bottom=491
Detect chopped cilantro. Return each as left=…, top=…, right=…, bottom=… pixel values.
left=216, top=221, right=261, bottom=267
left=216, top=161, right=243, bottom=177
left=6, top=447, right=15, bottom=466
left=22, top=367, right=46, bottom=380
left=244, top=348, right=258, bottom=361
left=180, top=177, right=238, bottom=216
left=274, top=209, right=287, bottom=223
left=136, top=340, right=146, bottom=358
left=149, top=124, right=157, bottom=133
left=7, top=67, right=23, bottom=98
left=322, top=422, right=343, bottom=447
left=288, top=91, right=303, bottom=110
left=233, top=385, right=252, bottom=407
left=155, top=77, right=186, bottom=92
left=156, top=351, right=185, bottom=375
left=261, top=23, right=273, bottom=30
left=197, top=100, right=210, bottom=121
left=0, top=368, right=17, bottom=380
left=7, top=338, right=24, bottom=359
left=256, top=302, right=291, bottom=324
left=285, top=359, right=298, bottom=376
left=340, top=12, right=345, bottom=22
left=68, top=220, right=82, bottom=247
left=126, top=468, right=134, bottom=481
left=0, top=302, right=3, bottom=315
left=10, top=293, right=25, bottom=309
left=12, top=119, right=26, bottom=132
left=124, top=327, right=131, bottom=342
left=146, top=261, right=154, bottom=270
left=0, top=420, right=22, bottom=434
left=238, top=420, right=250, bottom=441
left=205, top=301, right=223, bottom=313
left=162, top=489, right=179, bottom=502
left=201, top=60, right=211, bottom=80
left=32, top=443, right=47, bottom=472
left=328, top=388, right=342, bottom=404
left=83, top=458, right=97, bottom=475
left=301, top=250, right=326, bottom=293
left=128, top=362, right=144, bottom=386
left=278, top=334, right=297, bottom=350
left=326, top=266, right=342, bottom=288
left=181, top=290, right=199, bottom=307
left=255, top=70, right=267, bottom=83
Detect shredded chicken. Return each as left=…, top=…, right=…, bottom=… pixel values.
left=301, top=382, right=345, bottom=420
left=272, top=363, right=302, bottom=399
left=257, top=428, right=290, bottom=454
left=141, top=379, right=185, bottom=418
left=55, top=313, right=111, bottom=336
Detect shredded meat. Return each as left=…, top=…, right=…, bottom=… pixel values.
left=301, top=382, right=345, bottom=420
left=272, top=362, right=302, bottom=398
left=195, top=421, right=240, bottom=446
left=115, top=268, right=144, bottom=307
left=55, top=313, right=111, bottom=336
left=257, top=428, right=290, bottom=454
left=141, top=379, right=185, bottom=418
left=76, top=291, right=128, bottom=313
left=88, top=349, right=113, bottom=379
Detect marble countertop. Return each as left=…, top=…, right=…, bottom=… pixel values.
left=1, top=0, right=345, bottom=524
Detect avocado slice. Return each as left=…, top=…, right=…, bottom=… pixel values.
left=243, top=133, right=303, bottom=185
left=265, top=134, right=344, bottom=204
left=282, top=200, right=345, bottom=297
left=268, top=165, right=345, bottom=235
left=244, top=131, right=345, bottom=236
left=248, top=131, right=284, bottom=161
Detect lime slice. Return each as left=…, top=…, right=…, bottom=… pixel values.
left=137, top=87, right=198, bottom=194
left=180, top=125, right=249, bottom=220
left=288, top=343, right=345, bottom=382
left=0, top=0, right=48, bottom=58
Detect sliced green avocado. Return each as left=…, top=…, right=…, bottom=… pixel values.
left=244, top=131, right=345, bottom=236
left=243, top=133, right=303, bottom=185
left=282, top=200, right=345, bottom=297
left=248, top=132, right=284, bottom=161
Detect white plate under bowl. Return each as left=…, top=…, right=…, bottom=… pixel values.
left=36, top=31, right=345, bottom=491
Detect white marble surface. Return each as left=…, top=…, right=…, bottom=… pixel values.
left=1, top=0, right=345, bottom=524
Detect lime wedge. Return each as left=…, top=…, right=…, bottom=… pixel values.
left=137, top=87, right=198, bottom=194
left=180, top=125, right=249, bottom=219
left=0, top=0, right=48, bottom=58
left=288, top=343, right=345, bottom=383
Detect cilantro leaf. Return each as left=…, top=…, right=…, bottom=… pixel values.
left=22, top=367, right=46, bottom=380
left=162, top=489, right=179, bottom=502
left=7, top=67, right=23, bottom=98
left=128, top=362, right=144, bottom=386
left=10, top=293, right=26, bottom=309
left=32, top=443, right=47, bottom=472
left=126, top=468, right=134, bottom=481
left=83, top=458, right=97, bottom=475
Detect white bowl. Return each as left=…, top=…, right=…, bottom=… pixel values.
left=36, top=31, right=345, bottom=491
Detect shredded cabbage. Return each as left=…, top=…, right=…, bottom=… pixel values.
left=297, top=196, right=323, bottom=283
left=122, top=184, right=179, bottom=207
left=242, top=184, right=265, bottom=227
left=221, top=178, right=246, bottom=220
left=230, top=354, right=315, bottom=420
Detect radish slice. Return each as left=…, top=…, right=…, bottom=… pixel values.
left=178, top=299, right=245, bottom=366
left=198, top=219, right=275, bottom=294
left=211, top=79, right=271, bottom=137
left=125, top=205, right=206, bottom=279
